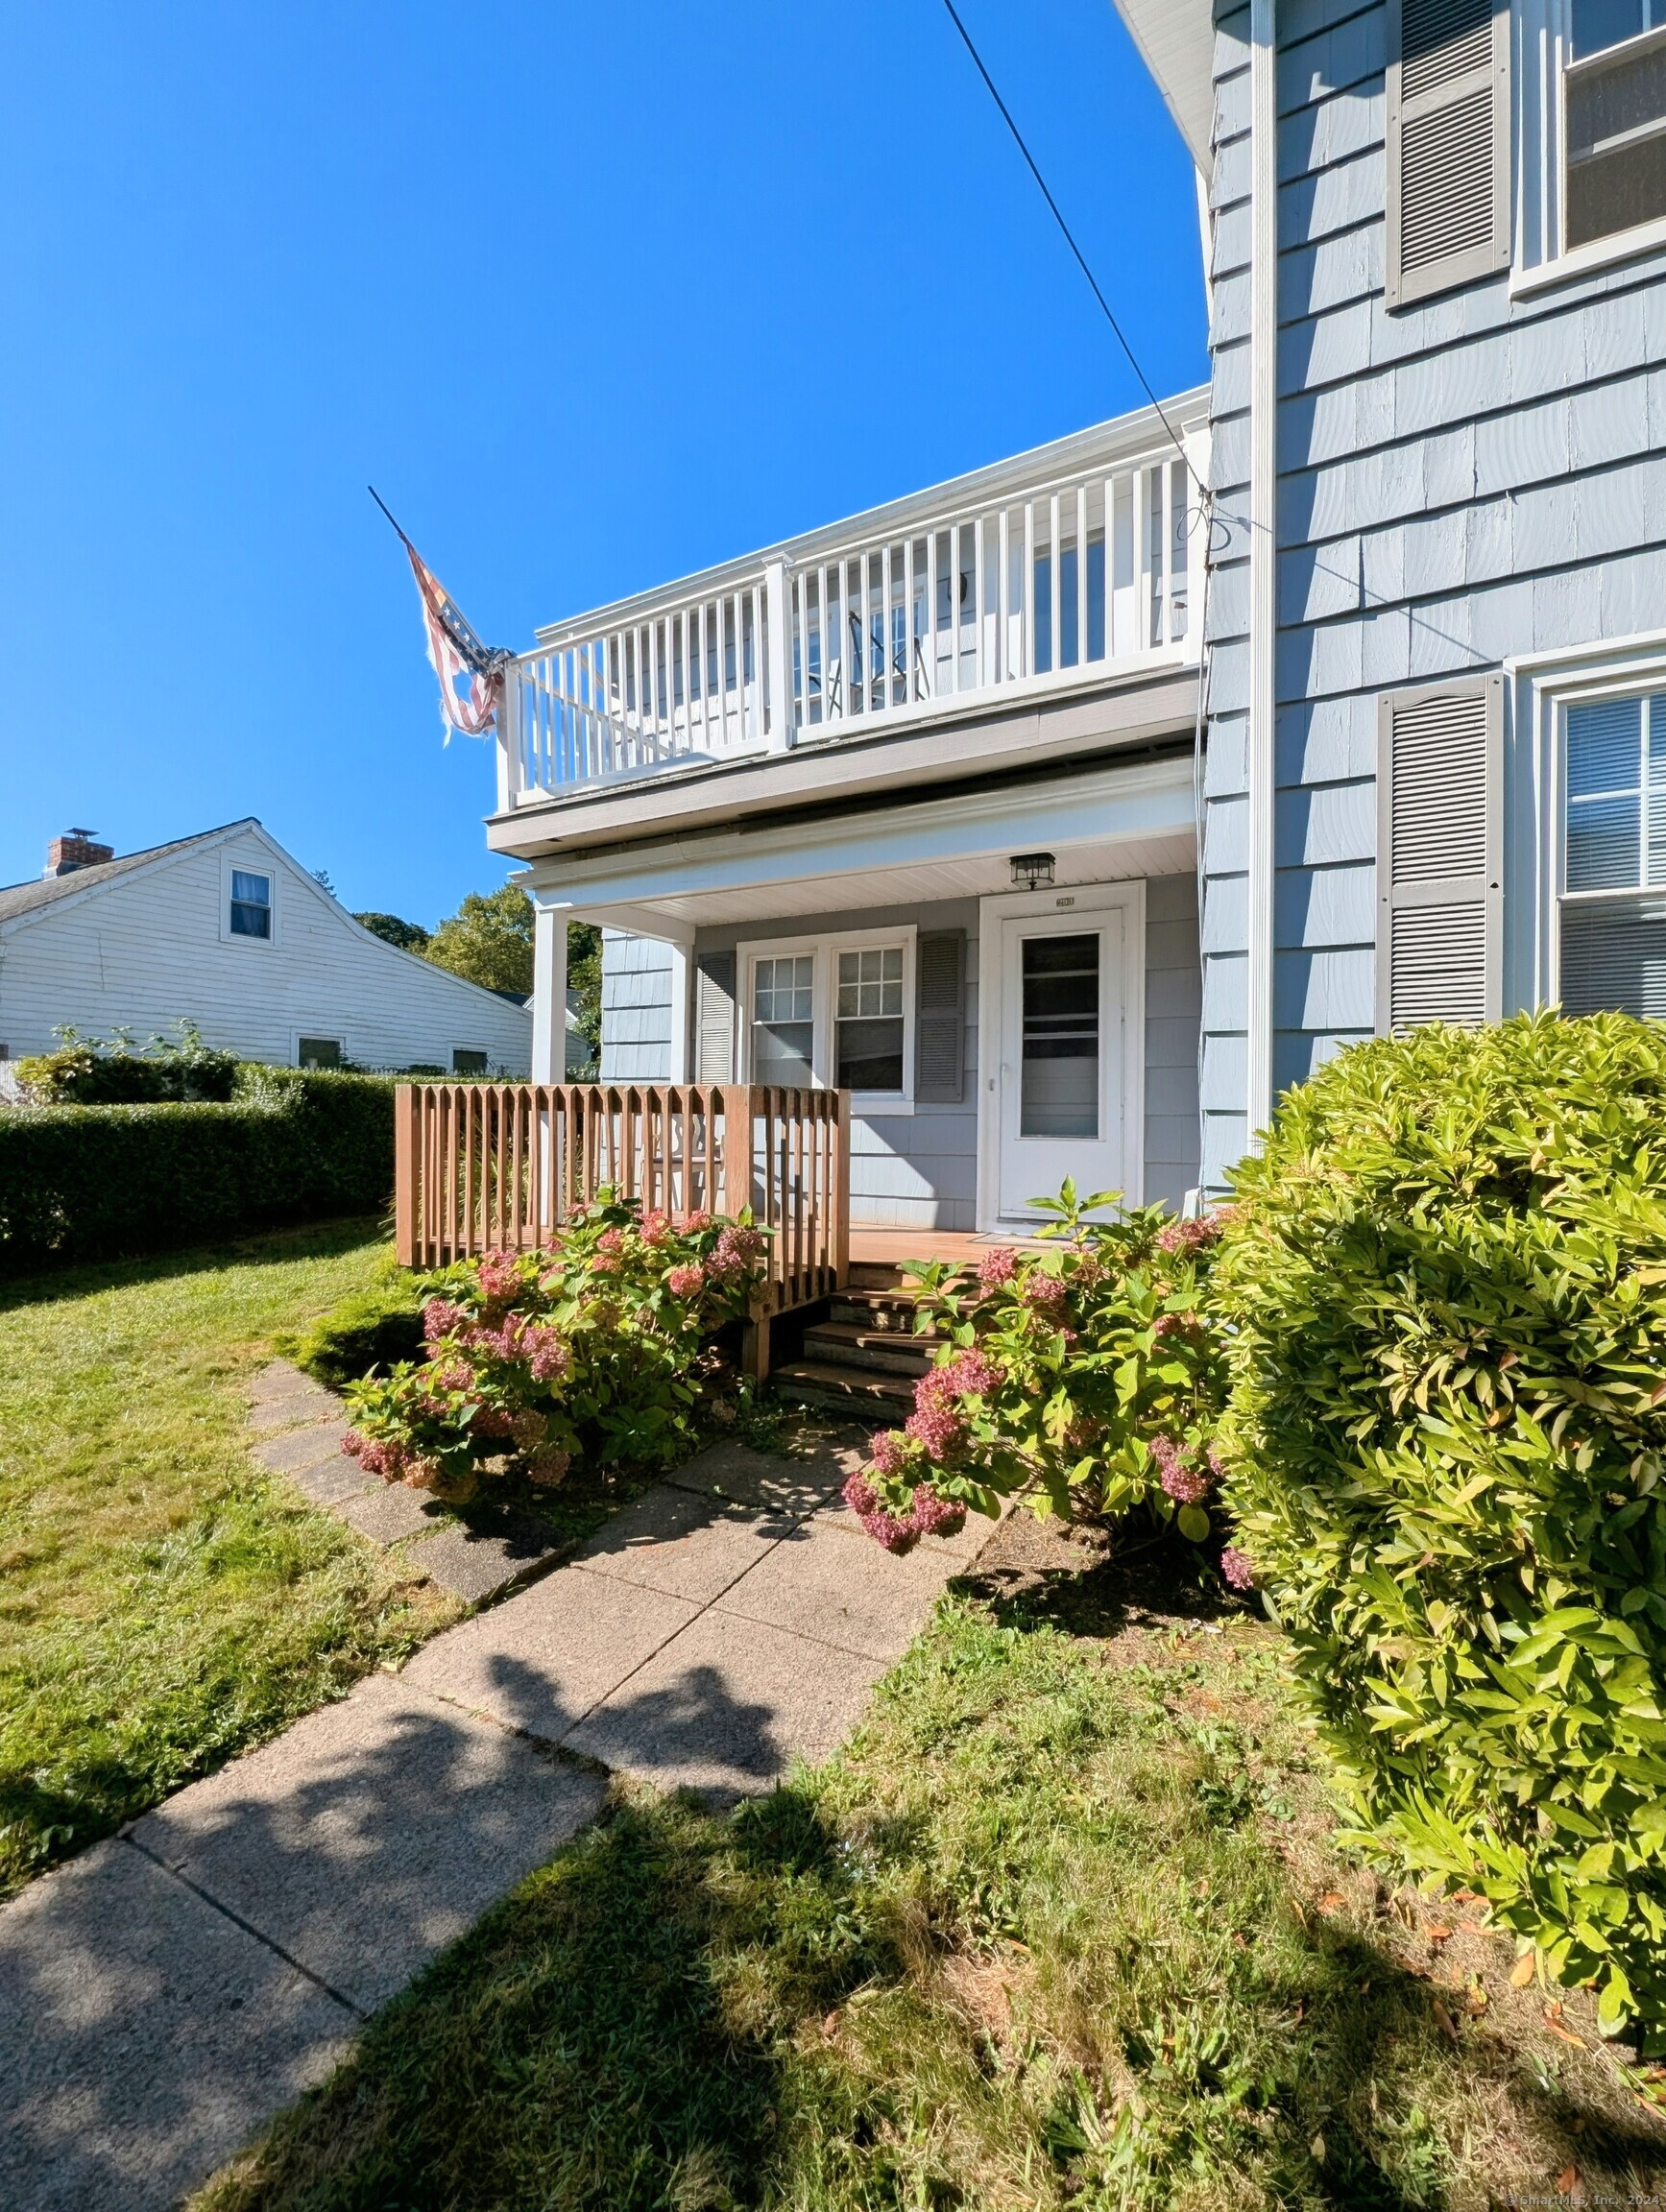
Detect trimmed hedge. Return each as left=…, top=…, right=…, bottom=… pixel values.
left=1214, top=1011, right=1666, bottom=2037
left=0, top=1069, right=396, bottom=1271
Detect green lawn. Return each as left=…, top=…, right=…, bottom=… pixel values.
left=0, top=1221, right=456, bottom=1897
left=193, top=1582, right=1665, bottom=2211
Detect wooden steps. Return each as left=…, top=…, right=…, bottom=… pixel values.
left=772, top=1259, right=969, bottom=1419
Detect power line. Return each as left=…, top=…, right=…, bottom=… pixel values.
left=936, top=0, right=1202, bottom=491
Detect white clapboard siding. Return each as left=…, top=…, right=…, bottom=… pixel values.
left=0, top=822, right=532, bottom=1072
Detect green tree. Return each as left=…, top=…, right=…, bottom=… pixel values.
left=424, top=884, right=534, bottom=998
left=567, top=921, right=602, bottom=1070
left=354, top=911, right=431, bottom=955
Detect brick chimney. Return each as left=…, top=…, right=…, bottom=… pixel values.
left=45, top=829, right=114, bottom=878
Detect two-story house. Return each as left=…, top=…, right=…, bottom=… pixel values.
left=1116, top=0, right=1666, bottom=1189
left=492, top=406, right=1212, bottom=1238
left=485, top=0, right=1665, bottom=1245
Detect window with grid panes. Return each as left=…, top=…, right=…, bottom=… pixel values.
left=751, top=955, right=815, bottom=1085
left=1566, top=3, right=1666, bottom=251
left=1559, top=692, right=1666, bottom=1018
left=835, top=946, right=905, bottom=1092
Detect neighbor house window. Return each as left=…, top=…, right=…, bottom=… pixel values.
left=835, top=947, right=905, bottom=1092
left=452, top=1047, right=489, bottom=1075
left=1565, top=4, right=1666, bottom=251
left=1558, top=691, right=1666, bottom=1017
left=298, top=1036, right=343, bottom=1068
left=751, top=954, right=815, bottom=1085
left=229, top=870, right=271, bottom=939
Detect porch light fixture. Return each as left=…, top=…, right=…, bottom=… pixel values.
left=1009, top=852, right=1055, bottom=892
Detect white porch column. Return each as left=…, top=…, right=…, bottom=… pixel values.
left=666, top=939, right=691, bottom=1082
left=531, top=900, right=567, bottom=1083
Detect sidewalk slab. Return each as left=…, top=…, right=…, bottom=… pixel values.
left=129, top=1676, right=605, bottom=2015
left=336, top=1483, right=442, bottom=1547
left=0, top=1839, right=353, bottom=2212
left=406, top=1561, right=699, bottom=1743
left=716, top=1509, right=962, bottom=1664
left=248, top=1360, right=328, bottom=1406
left=575, top=1481, right=804, bottom=1606
left=402, top=1514, right=563, bottom=1604
left=287, top=1453, right=379, bottom=1509
left=252, top=1422, right=350, bottom=1478
left=246, top=1389, right=336, bottom=1434
left=566, top=1610, right=885, bottom=1796
left=666, top=1439, right=854, bottom=1517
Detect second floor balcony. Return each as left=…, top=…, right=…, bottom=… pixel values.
left=494, top=394, right=1209, bottom=849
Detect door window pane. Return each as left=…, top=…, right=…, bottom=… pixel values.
left=1020, top=932, right=1099, bottom=1139
left=752, top=955, right=815, bottom=1085
left=836, top=947, right=905, bottom=1091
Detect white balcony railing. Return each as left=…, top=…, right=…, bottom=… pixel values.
left=502, top=413, right=1205, bottom=805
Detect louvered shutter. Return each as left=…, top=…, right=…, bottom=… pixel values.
left=1377, top=676, right=1503, bottom=1034
left=914, top=930, right=965, bottom=1103
left=694, top=951, right=736, bottom=1083
left=1386, top=0, right=1510, bottom=309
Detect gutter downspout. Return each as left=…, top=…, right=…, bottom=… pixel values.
left=1246, top=0, right=1278, bottom=1146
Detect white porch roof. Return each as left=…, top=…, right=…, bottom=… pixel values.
left=522, top=752, right=1197, bottom=937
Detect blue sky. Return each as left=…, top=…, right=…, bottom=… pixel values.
left=0, top=1, right=1204, bottom=925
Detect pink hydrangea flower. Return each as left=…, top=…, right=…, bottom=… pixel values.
left=841, top=1471, right=920, bottom=1553
left=476, top=1251, right=522, bottom=1304
left=510, top=1408, right=547, bottom=1447
left=422, top=1298, right=467, bottom=1347
left=1150, top=1432, right=1213, bottom=1505
left=709, top=1223, right=765, bottom=1277
left=1024, top=1272, right=1069, bottom=1315
left=867, top=1428, right=910, bottom=1477
left=978, top=1245, right=1018, bottom=1292
left=904, top=1405, right=964, bottom=1463
left=640, top=1211, right=674, bottom=1246
left=908, top=1486, right=967, bottom=1541
left=596, top=1228, right=626, bottom=1255
left=666, top=1263, right=705, bottom=1297
left=523, top=1325, right=571, bottom=1382
left=682, top=1210, right=712, bottom=1234
left=1220, top=1546, right=1255, bottom=1592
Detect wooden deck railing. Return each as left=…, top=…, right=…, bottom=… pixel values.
left=394, top=1082, right=850, bottom=1374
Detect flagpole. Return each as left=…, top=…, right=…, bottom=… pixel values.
left=367, top=485, right=416, bottom=552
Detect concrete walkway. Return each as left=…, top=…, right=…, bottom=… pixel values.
left=0, top=1419, right=991, bottom=2212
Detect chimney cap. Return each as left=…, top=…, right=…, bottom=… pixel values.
left=45, top=829, right=116, bottom=879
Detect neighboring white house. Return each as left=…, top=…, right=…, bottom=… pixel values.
left=0, top=819, right=535, bottom=1073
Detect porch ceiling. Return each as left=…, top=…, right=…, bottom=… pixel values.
left=587, top=830, right=1196, bottom=930
left=525, top=751, right=1200, bottom=937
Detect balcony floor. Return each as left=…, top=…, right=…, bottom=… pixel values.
left=847, top=1227, right=1045, bottom=1269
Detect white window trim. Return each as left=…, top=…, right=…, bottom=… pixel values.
left=975, top=879, right=1146, bottom=1234
left=734, top=926, right=917, bottom=1114
left=1507, top=629, right=1666, bottom=1008
left=222, top=854, right=277, bottom=948
left=1511, top=0, right=1666, bottom=294
left=293, top=1031, right=347, bottom=1069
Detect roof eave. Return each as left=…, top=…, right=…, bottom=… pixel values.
left=1111, top=0, right=1216, bottom=171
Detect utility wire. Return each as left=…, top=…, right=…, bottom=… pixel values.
left=937, top=0, right=1204, bottom=494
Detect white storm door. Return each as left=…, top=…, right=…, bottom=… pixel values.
left=998, top=909, right=1126, bottom=1218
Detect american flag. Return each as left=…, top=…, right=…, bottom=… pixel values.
left=373, top=490, right=508, bottom=742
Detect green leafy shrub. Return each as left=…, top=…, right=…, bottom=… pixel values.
left=278, top=1262, right=425, bottom=1386
left=849, top=1183, right=1232, bottom=1558
left=1213, top=1011, right=1666, bottom=2038
left=18, top=1021, right=238, bottom=1104
left=0, top=1069, right=395, bottom=1271
left=341, top=1197, right=766, bottom=1502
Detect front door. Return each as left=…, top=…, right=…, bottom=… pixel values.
left=997, top=907, right=1127, bottom=1219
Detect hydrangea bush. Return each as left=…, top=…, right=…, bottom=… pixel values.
left=1214, top=1012, right=1666, bottom=2039
left=341, top=1196, right=765, bottom=1503
left=844, top=1182, right=1230, bottom=1557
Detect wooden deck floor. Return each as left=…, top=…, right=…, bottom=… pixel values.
left=846, top=1227, right=1044, bottom=1268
